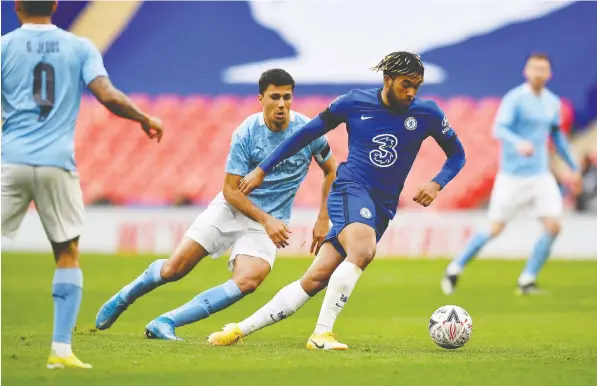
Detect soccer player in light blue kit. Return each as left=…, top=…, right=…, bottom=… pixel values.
left=95, top=69, right=338, bottom=341
left=442, top=53, right=582, bottom=295
left=1, top=1, right=163, bottom=369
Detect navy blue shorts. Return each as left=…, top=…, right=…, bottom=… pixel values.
left=323, top=183, right=391, bottom=257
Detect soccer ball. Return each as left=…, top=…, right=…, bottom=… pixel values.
left=428, top=305, right=473, bottom=349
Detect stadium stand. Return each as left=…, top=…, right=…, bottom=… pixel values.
left=4, top=1, right=588, bottom=210
left=74, top=95, right=574, bottom=209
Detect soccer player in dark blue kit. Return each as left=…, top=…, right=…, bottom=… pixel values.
left=208, top=52, right=466, bottom=350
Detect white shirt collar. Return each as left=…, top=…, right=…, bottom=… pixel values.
left=21, top=24, right=58, bottom=31
left=258, top=111, right=296, bottom=126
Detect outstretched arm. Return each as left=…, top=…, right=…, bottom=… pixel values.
left=81, top=38, right=163, bottom=141
left=239, top=108, right=344, bottom=194
left=89, top=77, right=146, bottom=122
left=88, top=77, right=163, bottom=142
left=260, top=109, right=342, bottom=173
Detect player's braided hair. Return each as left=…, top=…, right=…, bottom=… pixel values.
left=372, top=51, right=424, bottom=78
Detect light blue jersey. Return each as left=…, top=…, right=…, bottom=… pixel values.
left=493, top=83, right=567, bottom=176
left=1, top=24, right=108, bottom=171
left=226, top=111, right=332, bottom=223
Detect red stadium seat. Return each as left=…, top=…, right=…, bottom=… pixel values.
left=74, top=94, right=573, bottom=209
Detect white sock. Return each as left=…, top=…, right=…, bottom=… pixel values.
left=518, top=272, right=536, bottom=286
left=237, top=280, right=311, bottom=336
left=446, top=262, right=463, bottom=276
left=51, top=342, right=72, bottom=358
left=314, top=261, right=362, bottom=335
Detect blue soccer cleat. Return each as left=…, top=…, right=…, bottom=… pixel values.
left=95, top=293, right=129, bottom=330
left=144, top=317, right=183, bottom=341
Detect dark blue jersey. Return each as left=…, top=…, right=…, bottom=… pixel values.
left=260, top=88, right=465, bottom=218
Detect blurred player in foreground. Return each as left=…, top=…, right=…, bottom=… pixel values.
left=1, top=1, right=163, bottom=369
left=208, top=51, right=466, bottom=350
left=442, top=53, right=582, bottom=296
left=95, top=69, right=337, bottom=341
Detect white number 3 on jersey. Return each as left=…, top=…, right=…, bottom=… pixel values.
left=369, top=134, right=398, bottom=167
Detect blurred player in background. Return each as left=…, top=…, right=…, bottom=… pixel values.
left=442, top=53, right=582, bottom=296
left=95, top=69, right=337, bottom=341
left=1, top=0, right=163, bottom=369
left=208, top=51, right=466, bottom=350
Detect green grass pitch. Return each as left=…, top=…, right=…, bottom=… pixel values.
left=2, top=252, right=596, bottom=385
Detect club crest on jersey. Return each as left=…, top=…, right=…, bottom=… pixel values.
left=360, top=207, right=372, bottom=219
left=404, top=117, right=417, bottom=131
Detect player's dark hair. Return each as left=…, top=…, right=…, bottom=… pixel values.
left=258, top=69, right=295, bottom=94
left=372, top=51, right=425, bottom=78
left=526, top=52, right=551, bottom=64
left=21, top=0, right=55, bottom=17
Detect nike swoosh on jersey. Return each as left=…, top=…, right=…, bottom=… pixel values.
left=361, top=115, right=373, bottom=120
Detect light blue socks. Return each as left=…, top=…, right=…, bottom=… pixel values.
left=119, top=259, right=167, bottom=304
left=449, top=231, right=492, bottom=273
left=162, top=279, right=244, bottom=327
left=52, top=268, right=83, bottom=344
left=519, top=233, right=557, bottom=285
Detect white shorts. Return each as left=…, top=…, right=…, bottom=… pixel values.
left=1, top=164, right=85, bottom=243
left=488, top=173, right=563, bottom=222
left=185, top=193, right=277, bottom=271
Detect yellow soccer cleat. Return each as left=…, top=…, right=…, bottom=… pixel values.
left=207, top=323, right=244, bottom=346
left=306, top=332, right=348, bottom=351
left=47, top=351, right=92, bottom=369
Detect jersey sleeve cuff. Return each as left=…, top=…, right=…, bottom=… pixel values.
left=84, top=73, right=109, bottom=86
left=431, top=178, right=446, bottom=189
left=225, top=168, right=249, bottom=177
left=314, top=150, right=332, bottom=164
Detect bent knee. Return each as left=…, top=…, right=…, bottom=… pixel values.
left=233, top=275, right=266, bottom=295
left=489, top=222, right=506, bottom=238
left=346, top=246, right=376, bottom=268
left=160, top=261, right=188, bottom=282
left=231, top=255, right=271, bottom=294
left=544, top=221, right=561, bottom=236
left=300, top=275, right=329, bottom=296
